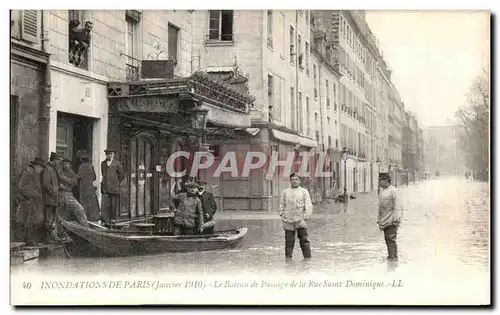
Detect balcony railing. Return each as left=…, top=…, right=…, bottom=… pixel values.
left=126, top=64, right=140, bottom=82
left=69, top=45, right=88, bottom=70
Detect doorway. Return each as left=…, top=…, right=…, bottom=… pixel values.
left=56, top=112, right=94, bottom=166
left=56, top=112, right=95, bottom=199
left=129, top=135, right=156, bottom=219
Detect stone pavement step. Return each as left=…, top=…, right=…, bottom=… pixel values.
left=10, top=242, right=25, bottom=252
left=12, top=248, right=39, bottom=262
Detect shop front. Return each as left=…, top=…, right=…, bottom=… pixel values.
left=106, top=71, right=254, bottom=223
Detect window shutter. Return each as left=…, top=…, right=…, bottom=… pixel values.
left=21, top=10, right=39, bottom=43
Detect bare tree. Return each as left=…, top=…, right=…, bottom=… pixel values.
left=455, top=66, right=490, bottom=181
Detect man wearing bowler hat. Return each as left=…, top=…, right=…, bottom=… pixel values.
left=377, top=172, right=403, bottom=262
left=101, top=148, right=124, bottom=226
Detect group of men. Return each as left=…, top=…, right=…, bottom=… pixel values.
left=14, top=148, right=125, bottom=246
left=279, top=172, right=403, bottom=263
left=14, top=152, right=88, bottom=246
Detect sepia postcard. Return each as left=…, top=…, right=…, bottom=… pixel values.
left=9, top=7, right=491, bottom=306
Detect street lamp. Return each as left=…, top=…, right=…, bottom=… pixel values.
left=342, top=146, right=349, bottom=203
left=190, top=107, right=210, bottom=181
left=190, top=107, right=210, bottom=150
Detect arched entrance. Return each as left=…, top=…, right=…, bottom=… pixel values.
left=129, top=134, right=156, bottom=218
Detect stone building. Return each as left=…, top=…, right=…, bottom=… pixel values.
left=403, top=111, right=419, bottom=184
left=192, top=10, right=326, bottom=211
left=312, top=10, right=381, bottom=195
left=10, top=10, right=50, bottom=225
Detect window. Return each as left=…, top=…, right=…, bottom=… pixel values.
left=273, top=76, right=284, bottom=122
left=333, top=83, right=337, bottom=110
left=168, top=23, right=179, bottom=62
left=68, top=10, right=89, bottom=70
left=326, top=79, right=330, bottom=108
left=280, top=12, right=285, bottom=58
left=298, top=92, right=303, bottom=133
left=20, top=10, right=40, bottom=43
left=298, top=34, right=303, bottom=69
left=313, top=64, right=318, bottom=99
left=267, top=10, right=273, bottom=48
left=315, top=113, right=319, bottom=134
left=290, top=87, right=296, bottom=129
left=289, top=26, right=295, bottom=64
left=208, top=10, right=233, bottom=41
left=306, top=96, right=310, bottom=136
left=305, top=41, right=310, bottom=74
left=126, top=16, right=139, bottom=81
left=268, top=74, right=274, bottom=114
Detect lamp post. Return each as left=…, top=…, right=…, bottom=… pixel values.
left=342, top=147, right=349, bottom=203
left=190, top=107, right=210, bottom=181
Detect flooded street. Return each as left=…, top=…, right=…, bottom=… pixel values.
left=12, top=177, right=489, bottom=277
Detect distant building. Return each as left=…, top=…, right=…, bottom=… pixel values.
left=423, top=126, right=466, bottom=176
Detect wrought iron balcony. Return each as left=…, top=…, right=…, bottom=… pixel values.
left=126, top=64, right=140, bottom=82
left=69, top=44, right=88, bottom=69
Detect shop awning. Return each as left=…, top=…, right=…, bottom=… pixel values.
left=271, top=129, right=318, bottom=148
left=200, top=102, right=251, bottom=128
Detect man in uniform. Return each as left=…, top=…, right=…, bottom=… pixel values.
left=101, top=148, right=124, bottom=227
left=377, top=172, right=403, bottom=262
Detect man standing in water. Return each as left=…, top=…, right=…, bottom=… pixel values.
left=377, top=172, right=403, bottom=262
left=279, top=173, right=313, bottom=260
left=171, top=181, right=204, bottom=235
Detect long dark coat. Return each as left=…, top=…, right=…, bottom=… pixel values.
left=199, top=191, right=217, bottom=221
left=15, top=164, right=44, bottom=226
left=101, top=159, right=125, bottom=195
left=78, top=162, right=101, bottom=221
left=171, top=193, right=203, bottom=229
left=42, top=162, right=59, bottom=207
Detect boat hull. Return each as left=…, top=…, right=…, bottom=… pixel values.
left=61, top=220, right=247, bottom=257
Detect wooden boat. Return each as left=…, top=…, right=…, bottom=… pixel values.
left=60, top=219, right=248, bottom=257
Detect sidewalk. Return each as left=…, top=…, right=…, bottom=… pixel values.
left=215, top=191, right=379, bottom=220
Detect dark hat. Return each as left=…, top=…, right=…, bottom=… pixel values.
left=184, top=181, right=199, bottom=189
left=31, top=157, right=46, bottom=167
left=379, top=172, right=391, bottom=180
left=104, top=148, right=116, bottom=153
left=50, top=152, right=62, bottom=161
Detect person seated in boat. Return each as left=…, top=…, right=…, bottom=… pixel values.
left=170, top=181, right=204, bottom=235
left=197, top=180, right=217, bottom=234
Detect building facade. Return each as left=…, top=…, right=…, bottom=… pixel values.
left=193, top=10, right=329, bottom=211
left=11, top=9, right=427, bottom=219
left=10, top=10, right=51, bottom=226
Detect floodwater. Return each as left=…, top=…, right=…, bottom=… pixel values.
left=12, top=177, right=489, bottom=278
